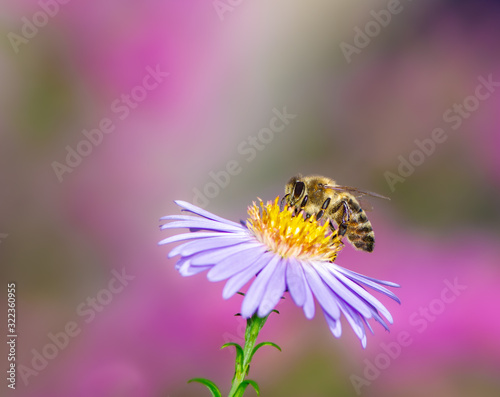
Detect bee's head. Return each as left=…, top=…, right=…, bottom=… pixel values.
left=284, top=174, right=305, bottom=206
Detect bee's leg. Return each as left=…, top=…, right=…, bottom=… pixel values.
left=337, top=201, right=351, bottom=236
left=315, top=197, right=330, bottom=221
left=280, top=194, right=290, bottom=210
left=291, top=195, right=309, bottom=218
left=322, top=197, right=331, bottom=209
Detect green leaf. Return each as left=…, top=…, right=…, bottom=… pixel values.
left=187, top=378, right=222, bottom=397
left=249, top=341, right=281, bottom=363
left=221, top=342, right=244, bottom=370
left=233, top=379, right=260, bottom=397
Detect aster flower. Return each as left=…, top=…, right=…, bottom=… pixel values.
left=159, top=197, right=400, bottom=348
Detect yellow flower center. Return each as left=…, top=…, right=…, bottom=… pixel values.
left=246, top=197, right=343, bottom=262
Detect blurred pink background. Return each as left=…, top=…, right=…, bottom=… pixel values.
left=1, top=1, right=500, bottom=396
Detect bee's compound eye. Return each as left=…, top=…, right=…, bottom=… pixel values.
left=293, top=182, right=305, bottom=199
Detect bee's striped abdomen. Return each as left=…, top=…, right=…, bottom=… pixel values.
left=331, top=195, right=375, bottom=253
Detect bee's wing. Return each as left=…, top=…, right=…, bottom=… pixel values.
left=324, top=185, right=391, bottom=200
left=357, top=198, right=374, bottom=212
left=324, top=185, right=390, bottom=212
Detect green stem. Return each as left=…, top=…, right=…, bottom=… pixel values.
left=227, top=314, right=268, bottom=397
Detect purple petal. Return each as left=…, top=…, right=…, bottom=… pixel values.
left=222, top=252, right=274, bottom=299
left=173, top=200, right=244, bottom=228
left=302, top=264, right=340, bottom=320
left=161, top=214, right=214, bottom=222
left=323, top=311, right=342, bottom=338
left=159, top=231, right=239, bottom=245
left=363, top=316, right=375, bottom=335
left=179, top=264, right=212, bottom=276
left=257, top=259, right=287, bottom=317
left=177, top=258, right=190, bottom=273
left=361, top=334, right=367, bottom=348
left=330, top=268, right=394, bottom=323
left=314, top=263, right=372, bottom=319
left=241, top=255, right=280, bottom=318
left=337, top=299, right=366, bottom=343
left=286, top=258, right=307, bottom=307
left=190, top=241, right=260, bottom=266
left=207, top=246, right=267, bottom=281
left=302, top=278, right=316, bottom=319
left=161, top=219, right=244, bottom=233
left=371, top=310, right=390, bottom=331
left=168, top=235, right=250, bottom=258
left=174, top=257, right=189, bottom=271
left=334, top=265, right=401, bottom=302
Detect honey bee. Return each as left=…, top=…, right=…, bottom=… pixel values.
left=282, top=174, right=390, bottom=253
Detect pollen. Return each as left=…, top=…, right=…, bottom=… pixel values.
left=246, top=197, right=343, bottom=262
